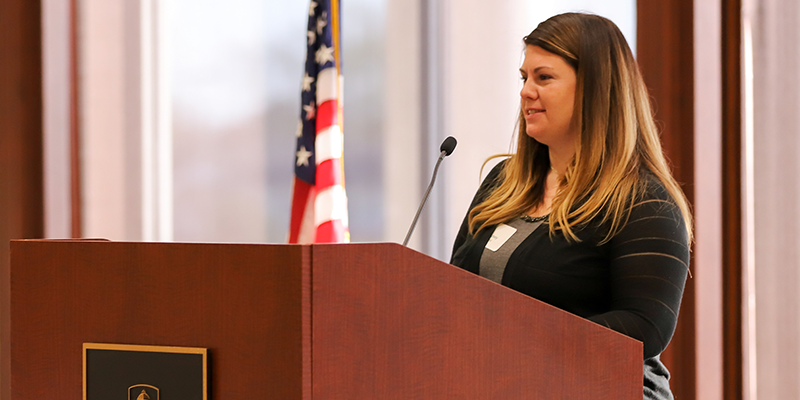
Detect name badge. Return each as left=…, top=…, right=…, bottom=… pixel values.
left=485, top=223, right=516, bottom=251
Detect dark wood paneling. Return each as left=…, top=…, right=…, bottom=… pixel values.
left=721, top=0, right=743, bottom=399
left=0, top=0, right=45, bottom=236
left=0, top=0, right=45, bottom=397
left=0, top=1, right=45, bottom=234
left=312, top=243, right=642, bottom=399
left=637, top=1, right=697, bottom=399
left=6, top=241, right=308, bottom=399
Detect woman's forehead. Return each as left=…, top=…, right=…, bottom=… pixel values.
left=522, top=45, right=572, bottom=71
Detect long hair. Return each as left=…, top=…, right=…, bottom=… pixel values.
left=468, top=13, right=693, bottom=243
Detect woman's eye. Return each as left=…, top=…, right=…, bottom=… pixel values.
left=520, top=75, right=527, bottom=82
left=539, top=74, right=552, bottom=81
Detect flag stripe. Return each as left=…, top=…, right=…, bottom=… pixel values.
left=316, top=159, right=342, bottom=189
left=314, top=184, right=348, bottom=226
left=297, top=185, right=317, bottom=243
left=315, top=125, right=343, bottom=165
left=316, top=219, right=346, bottom=243
left=316, top=67, right=338, bottom=104
left=315, top=100, right=338, bottom=135
left=289, top=178, right=314, bottom=243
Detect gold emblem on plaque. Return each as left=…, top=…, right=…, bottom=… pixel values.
left=128, top=384, right=159, bottom=400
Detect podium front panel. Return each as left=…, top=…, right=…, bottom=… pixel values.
left=310, top=243, right=641, bottom=400
left=4, top=241, right=310, bottom=399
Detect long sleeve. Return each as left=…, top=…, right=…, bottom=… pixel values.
left=588, top=184, right=690, bottom=359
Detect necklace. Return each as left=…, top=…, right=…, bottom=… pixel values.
left=520, top=214, right=549, bottom=223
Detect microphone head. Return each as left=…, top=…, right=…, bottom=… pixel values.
left=440, top=136, right=457, bottom=156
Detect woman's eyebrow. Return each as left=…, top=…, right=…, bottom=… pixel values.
left=520, top=65, right=554, bottom=74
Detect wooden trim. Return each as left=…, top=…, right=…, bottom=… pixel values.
left=0, top=5, right=46, bottom=235
left=70, top=0, right=82, bottom=238
left=0, top=0, right=44, bottom=237
left=0, top=0, right=45, bottom=398
left=721, top=0, right=743, bottom=398
left=637, top=1, right=697, bottom=399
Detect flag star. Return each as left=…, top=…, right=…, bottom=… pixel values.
left=301, top=73, right=315, bottom=92
left=315, top=44, right=335, bottom=65
left=307, top=30, right=316, bottom=46
left=296, top=146, right=312, bottom=167
left=316, top=12, right=327, bottom=35
left=308, top=0, right=318, bottom=16
left=303, top=101, right=316, bottom=120
left=296, top=121, right=303, bottom=138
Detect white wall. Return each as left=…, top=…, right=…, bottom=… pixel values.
left=79, top=0, right=172, bottom=241
left=42, top=0, right=73, bottom=238
left=694, top=0, right=724, bottom=399
left=747, top=0, right=800, bottom=398
left=383, top=0, right=422, bottom=247
left=80, top=0, right=136, bottom=240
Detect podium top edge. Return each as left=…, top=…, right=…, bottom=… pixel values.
left=10, top=239, right=408, bottom=248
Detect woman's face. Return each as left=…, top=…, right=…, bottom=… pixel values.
left=519, top=45, right=578, bottom=151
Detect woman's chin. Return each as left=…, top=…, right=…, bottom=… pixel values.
left=525, top=130, right=549, bottom=145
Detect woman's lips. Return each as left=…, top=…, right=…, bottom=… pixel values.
left=525, top=109, right=545, bottom=118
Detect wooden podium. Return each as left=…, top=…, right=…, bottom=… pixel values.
left=1, top=240, right=641, bottom=399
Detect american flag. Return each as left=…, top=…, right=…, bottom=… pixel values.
left=289, top=0, right=349, bottom=244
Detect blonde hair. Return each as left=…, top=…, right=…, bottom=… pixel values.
left=469, top=13, right=693, bottom=243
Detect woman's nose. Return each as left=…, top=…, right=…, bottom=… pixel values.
left=520, top=82, right=537, bottom=100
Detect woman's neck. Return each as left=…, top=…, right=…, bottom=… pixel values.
left=548, top=146, right=573, bottom=176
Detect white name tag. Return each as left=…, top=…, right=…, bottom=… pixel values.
left=485, top=223, right=517, bottom=252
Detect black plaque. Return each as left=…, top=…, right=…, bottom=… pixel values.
left=83, top=343, right=208, bottom=400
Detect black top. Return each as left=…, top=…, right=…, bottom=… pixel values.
left=450, top=161, right=689, bottom=400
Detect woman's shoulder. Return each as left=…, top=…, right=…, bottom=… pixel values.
left=636, top=171, right=679, bottom=204
left=474, top=158, right=508, bottom=196
left=484, top=158, right=508, bottom=182
left=629, top=171, right=687, bottom=227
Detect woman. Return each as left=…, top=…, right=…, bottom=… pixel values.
left=450, top=13, right=692, bottom=400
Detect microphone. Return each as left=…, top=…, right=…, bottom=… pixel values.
left=402, top=136, right=458, bottom=246
left=440, top=136, right=457, bottom=156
